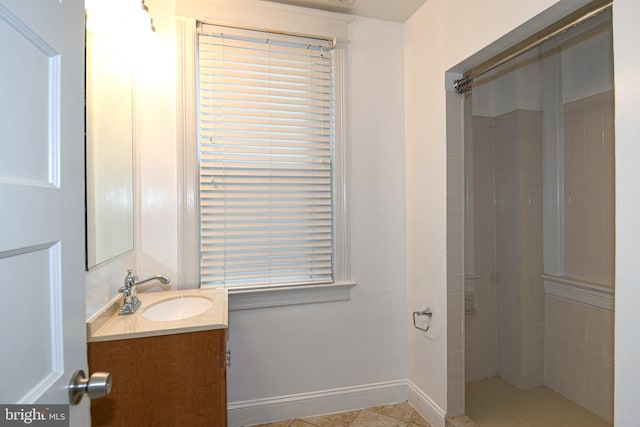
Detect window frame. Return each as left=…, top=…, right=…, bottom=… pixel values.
left=176, top=15, right=354, bottom=310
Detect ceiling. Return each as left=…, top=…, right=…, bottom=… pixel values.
left=262, top=0, right=429, bottom=23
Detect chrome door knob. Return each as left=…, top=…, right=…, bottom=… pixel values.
left=68, top=369, right=112, bottom=405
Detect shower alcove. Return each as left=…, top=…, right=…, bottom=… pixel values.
left=446, top=4, right=615, bottom=425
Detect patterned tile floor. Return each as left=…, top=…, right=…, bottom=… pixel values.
left=247, top=401, right=430, bottom=427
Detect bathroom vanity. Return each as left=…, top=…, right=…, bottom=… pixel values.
left=87, top=289, right=228, bottom=426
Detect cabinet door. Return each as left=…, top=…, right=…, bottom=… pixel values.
left=89, top=329, right=227, bottom=426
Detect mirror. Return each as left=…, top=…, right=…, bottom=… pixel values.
left=85, top=26, right=134, bottom=269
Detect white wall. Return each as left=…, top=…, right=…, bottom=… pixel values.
left=86, top=1, right=407, bottom=425
left=492, top=50, right=542, bottom=117
left=562, top=21, right=613, bottom=103
left=225, top=15, right=407, bottom=426
left=613, top=0, right=640, bottom=425
left=135, top=0, right=179, bottom=284
left=80, top=0, right=640, bottom=425
left=471, top=58, right=541, bottom=118
left=473, top=17, right=612, bottom=119
left=86, top=252, right=135, bottom=316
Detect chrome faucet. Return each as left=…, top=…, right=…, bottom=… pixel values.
left=118, top=270, right=171, bottom=315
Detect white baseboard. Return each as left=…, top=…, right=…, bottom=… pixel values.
left=408, top=380, right=446, bottom=427
left=227, top=379, right=408, bottom=427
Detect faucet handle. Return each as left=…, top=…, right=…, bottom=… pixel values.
left=124, top=269, right=138, bottom=286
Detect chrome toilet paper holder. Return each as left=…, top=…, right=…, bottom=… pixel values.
left=413, top=308, right=433, bottom=331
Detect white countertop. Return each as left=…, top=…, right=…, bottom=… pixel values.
left=87, top=288, right=228, bottom=343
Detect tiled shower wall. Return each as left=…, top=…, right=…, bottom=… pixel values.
left=494, top=110, right=544, bottom=390
left=543, top=89, right=615, bottom=422
left=465, top=110, right=544, bottom=389
left=465, top=109, right=544, bottom=389
left=465, top=116, right=498, bottom=382
left=464, top=93, right=614, bottom=422
left=564, top=90, right=615, bottom=287
left=544, top=296, right=614, bottom=422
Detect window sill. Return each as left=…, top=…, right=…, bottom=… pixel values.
left=220, top=281, right=357, bottom=311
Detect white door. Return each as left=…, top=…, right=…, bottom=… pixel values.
left=0, top=0, right=88, bottom=425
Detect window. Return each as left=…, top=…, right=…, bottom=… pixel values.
left=176, top=13, right=353, bottom=308
left=197, top=24, right=334, bottom=289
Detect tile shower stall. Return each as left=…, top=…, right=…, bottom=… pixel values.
left=460, top=14, right=614, bottom=423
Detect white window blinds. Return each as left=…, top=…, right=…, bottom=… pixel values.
left=197, top=24, right=334, bottom=288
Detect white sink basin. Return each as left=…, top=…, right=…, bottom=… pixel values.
left=142, top=296, right=214, bottom=322
left=88, top=288, right=227, bottom=342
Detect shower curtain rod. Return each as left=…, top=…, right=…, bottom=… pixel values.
left=454, top=0, right=613, bottom=94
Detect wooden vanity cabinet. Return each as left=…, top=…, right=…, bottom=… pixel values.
left=88, top=328, right=227, bottom=426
